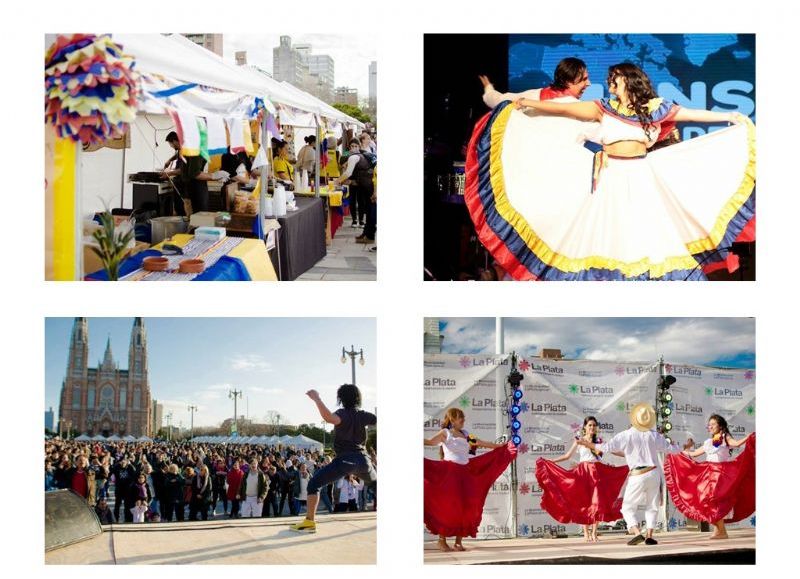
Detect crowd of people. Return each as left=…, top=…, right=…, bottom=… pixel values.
left=45, top=438, right=377, bottom=525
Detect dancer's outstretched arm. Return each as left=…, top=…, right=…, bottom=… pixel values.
left=306, top=389, right=342, bottom=425
left=424, top=429, right=447, bottom=447
left=725, top=434, right=750, bottom=448
left=514, top=98, right=601, bottom=121
left=682, top=446, right=705, bottom=459
left=551, top=440, right=579, bottom=463
left=475, top=438, right=503, bottom=449
left=674, top=108, right=748, bottom=125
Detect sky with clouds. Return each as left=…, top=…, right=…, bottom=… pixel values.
left=433, top=318, right=755, bottom=368
left=45, top=318, right=376, bottom=430
left=223, top=34, right=376, bottom=97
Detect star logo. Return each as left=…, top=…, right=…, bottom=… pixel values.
left=519, top=524, right=530, bottom=536
left=615, top=366, right=626, bottom=376
left=616, top=402, right=626, bottom=412
left=705, top=387, right=713, bottom=396
left=519, top=482, right=531, bottom=495
left=746, top=405, right=755, bottom=416
left=745, top=370, right=755, bottom=380
left=519, top=401, right=530, bottom=414
left=519, top=359, right=531, bottom=372
left=668, top=518, right=677, bottom=530
left=568, top=384, right=579, bottom=394
left=519, top=442, right=530, bottom=454
left=458, top=395, right=470, bottom=409
left=570, top=422, right=581, bottom=432
left=750, top=516, right=756, bottom=527
left=459, top=356, right=471, bottom=368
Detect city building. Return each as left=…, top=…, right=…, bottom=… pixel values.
left=45, top=407, right=55, bottom=432
left=424, top=319, right=443, bottom=354
left=273, top=36, right=336, bottom=103
left=182, top=33, right=223, bottom=57
left=368, top=60, right=377, bottom=111
left=334, top=86, right=359, bottom=107
left=58, top=318, right=152, bottom=437
left=152, top=400, right=163, bottom=435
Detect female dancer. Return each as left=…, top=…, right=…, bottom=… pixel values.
left=424, top=408, right=517, bottom=552
left=536, top=416, right=629, bottom=541
left=665, top=414, right=755, bottom=539
left=466, top=62, right=755, bottom=281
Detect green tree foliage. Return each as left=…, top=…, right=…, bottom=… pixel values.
left=332, top=103, right=372, bottom=124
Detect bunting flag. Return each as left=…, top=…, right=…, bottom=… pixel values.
left=226, top=117, right=245, bottom=154
left=206, top=115, right=228, bottom=156
left=242, top=121, right=254, bottom=155
left=197, top=117, right=209, bottom=162
left=170, top=110, right=200, bottom=157
left=45, top=34, right=140, bottom=146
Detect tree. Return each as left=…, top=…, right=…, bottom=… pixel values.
left=332, top=103, right=373, bottom=124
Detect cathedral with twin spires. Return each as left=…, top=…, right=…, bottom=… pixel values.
left=58, top=318, right=152, bottom=437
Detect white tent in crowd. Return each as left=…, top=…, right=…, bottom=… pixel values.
left=91, top=434, right=106, bottom=441
left=289, top=434, right=324, bottom=452
left=74, top=434, right=91, bottom=441
left=107, top=435, right=121, bottom=441
left=138, top=436, right=153, bottom=442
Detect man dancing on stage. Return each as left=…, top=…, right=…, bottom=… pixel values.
left=479, top=56, right=591, bottom=108
left=577, top=403, right=685, bottom=545
left=290, top=385, right=377, bottom=533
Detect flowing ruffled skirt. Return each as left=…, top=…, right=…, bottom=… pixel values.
left=465, top=101, right=756, bottom=280
left=663, top=433, right=755, bottom=523
left=535, top=457, right=630, bottom=524
left=424, top=443, right=517, bottom=537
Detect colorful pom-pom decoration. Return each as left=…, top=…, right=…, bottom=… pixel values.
left=45, top=34, right=139, bottom=146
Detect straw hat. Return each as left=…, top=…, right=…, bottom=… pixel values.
left=629, top=402, right=656, bottom=432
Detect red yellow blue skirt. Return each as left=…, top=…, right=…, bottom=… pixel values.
left=464, top=101, right=756, bottom=280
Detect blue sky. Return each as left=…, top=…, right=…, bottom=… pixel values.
left=45, top=318, right=376, bottom=428
left=434, top=318, right=755, bottom=369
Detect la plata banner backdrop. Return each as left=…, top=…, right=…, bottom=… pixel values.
left=423, top=355, right=755, bottom=539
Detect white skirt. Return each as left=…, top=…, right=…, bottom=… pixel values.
left=464, top=102, right=755, bottom=280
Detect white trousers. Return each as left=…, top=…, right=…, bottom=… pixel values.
left=620, top=469, right=660, bottom=531
left=241, top=496, right=263, bottom=517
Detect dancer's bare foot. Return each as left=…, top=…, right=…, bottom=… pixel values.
left=592, top=534, right=599, bottom=542
left=709, top=532, right=729, bottom=540
left=454, top=543, right=467, bottom=551
left=437, top=538, right=452, bottom=552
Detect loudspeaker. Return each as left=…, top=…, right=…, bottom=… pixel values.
left=45, top=490, right=102, bottom=551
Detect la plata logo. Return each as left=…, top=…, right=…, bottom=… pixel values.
left=491, top=481, right=510, bottom=492
left=712, top=387, right=744, bottom=398
left=473, top=397, right=499, bottom=408
left=424, top=378, right=456, bottom=387
left=675, top=403, right=703, bottom=414
left=531, top=402, right=567, bottom=414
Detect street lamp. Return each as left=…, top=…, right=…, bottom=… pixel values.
left=341, top=345, right=365, bottom=385
left=229, top=389, right=242, bottom=436
left=187, top=405, right=197, bottom=441
left=165, top=411, right=173, bottom=442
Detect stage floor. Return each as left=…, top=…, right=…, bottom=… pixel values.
left=46, top=512, right=376, bottom=565
left=424, top=529, right=755, bottom=564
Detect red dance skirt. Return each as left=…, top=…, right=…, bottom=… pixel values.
left=424, top=442, right=517, bottom=537
left=664, top=433, right=755, bottom=523
left=535, top=457, right=629, bottom=524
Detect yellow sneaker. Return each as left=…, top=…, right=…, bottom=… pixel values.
left=289, top=518, right=317, bottom=533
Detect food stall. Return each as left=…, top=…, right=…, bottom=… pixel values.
left=45, top=33, right=363, bottom=281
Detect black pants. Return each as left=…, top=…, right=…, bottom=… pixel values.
left=212, top=488, right=227, bottom=513
left=349, top=185, right=368, bottom=224
left=363, top=198, right=377, bottom=240
left=122, top=496, right=135, bottom=523
left=189, top=181, right=209, bottom=213
left=189, top=498, right=208, bottom=521
left=163, top=501, right=178, bottom=522
left=262, top=492, right=279, bottom=517
left=230, top=499, right=240, bottom=518
left=334, top=500, right=358, bottom=512
left=168, top=191, right=186, bottom=216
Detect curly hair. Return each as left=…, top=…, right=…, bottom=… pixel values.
left=607, top=63, right=658, bottom=139
left=336, top=383, right=362, bottom=409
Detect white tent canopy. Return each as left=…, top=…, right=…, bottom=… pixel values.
left=74, top=434, right=91, bottom=441
left=289, top=434, right=324, bottom=451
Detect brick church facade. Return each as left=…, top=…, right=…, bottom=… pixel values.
left=59, top=318, right=152, bottom=437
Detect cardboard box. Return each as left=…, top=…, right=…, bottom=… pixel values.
left=83, top=241, right=150, bottom=277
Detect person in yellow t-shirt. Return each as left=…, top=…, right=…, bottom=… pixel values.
left=272, top=140, right=294, bottom=183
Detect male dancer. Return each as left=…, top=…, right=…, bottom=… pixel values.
left=290, top=385, right=377, bottom=533
left=578, top=403, right=686, bottom=545
left=479, top=57, right=591, bottom=108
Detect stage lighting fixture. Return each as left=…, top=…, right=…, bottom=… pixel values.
left=657, top=375, right=676, bottom=389
left=512, top=434, right=522, bottom=446
left=511, top=404, right=521, bottom=415
left=512, top=420, right=521, bottom=430
left=665, top=436, right=672, bottom=445
left=513, top=389, right=523, bottom=400
left=661, top=406, right=672, bottom=417
left=659, top=392, right=673, bottom=403
left=663, top=421, right=672, bottom=431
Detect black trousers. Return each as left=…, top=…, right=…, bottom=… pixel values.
left=212, top=488, right=227, bottom=513
left=262, top=492, right=279, bottom=517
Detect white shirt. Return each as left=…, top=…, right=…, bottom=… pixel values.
left=298, top=475, right=309, bottom=500
left=440, top=429, right=470, bottom=465
left=702, top=438, right=732, bottom=463
left=483, top=85, right=543, bottom=109
left=597, top=427, right=680, bottom=469
left=577, top=444, right=600, bottom=463
left=245, top=471, right=259, bottom=497
left=339, top=154, right=361, bottom=181
left=337, top=478, right=360, bottom=502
